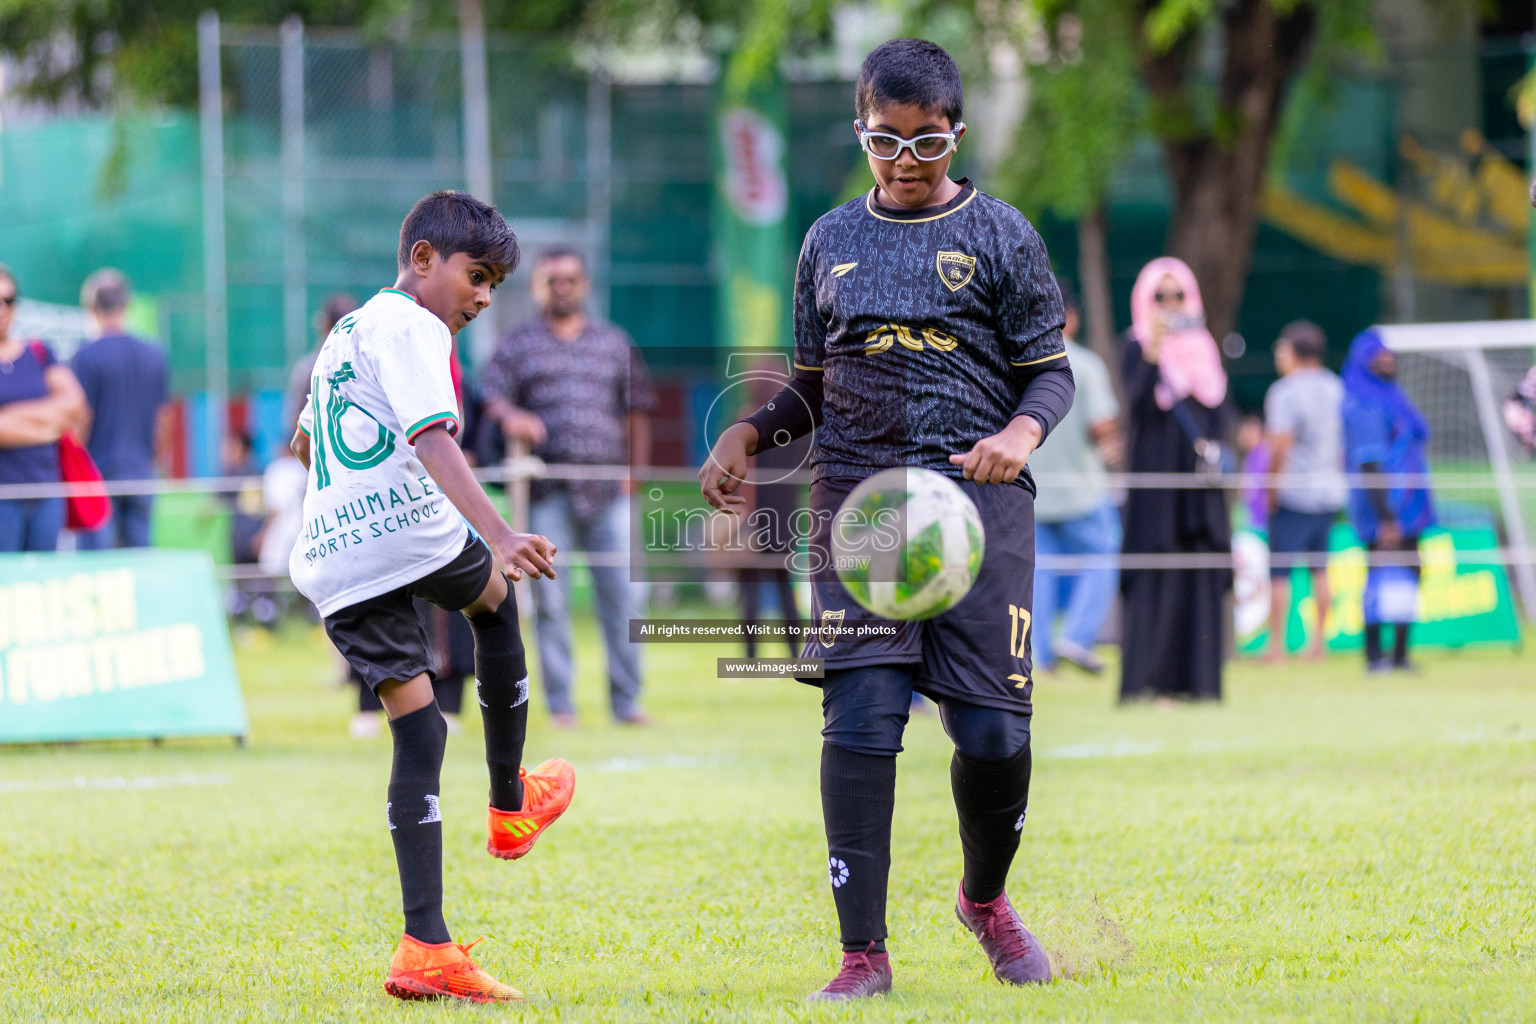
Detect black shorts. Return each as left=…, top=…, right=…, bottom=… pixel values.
left=1268, top=506, right=1338, bottom=578
left=800, top=475, right=1037, bottom=714
left=324, top=537, right=496, bottom=692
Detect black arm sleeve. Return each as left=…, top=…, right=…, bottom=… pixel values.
left=1013, top=362, right=1076, bottom=441
left=741, top=371, right=825, bottom=453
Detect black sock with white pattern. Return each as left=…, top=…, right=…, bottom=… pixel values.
left=387, top=700, right=449, bottom=944
left=952, top=742, right=1032, bottom=904
left=469, top=592, right=529, bottom=811
left=822, top=742, right=896, bottom=953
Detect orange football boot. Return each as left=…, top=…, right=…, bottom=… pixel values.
left=383, top=935, right=523, bottom=1003
left=486, top=757, right=575, bottom=860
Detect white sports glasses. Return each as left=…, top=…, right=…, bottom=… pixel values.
left=856, top=120, right=964, bottom=162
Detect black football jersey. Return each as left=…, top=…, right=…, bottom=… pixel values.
left=792, top=180, right=1067, bottom=490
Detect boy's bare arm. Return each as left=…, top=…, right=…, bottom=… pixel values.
left=413, top=425, right=557, bottom=580
left=291, top=428, right=310, bottom=470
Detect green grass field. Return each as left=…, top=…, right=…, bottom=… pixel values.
left=3, top=620, right=1534, bottom=1021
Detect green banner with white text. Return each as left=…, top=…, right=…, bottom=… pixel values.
left=1234, top=524, right=1521, bottom=654
left=712, top=70, right=792, bottom=351
left=0, top=550, right=246, bottom=744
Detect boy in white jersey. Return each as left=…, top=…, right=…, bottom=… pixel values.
left=290, top=191, right=571, bottom=1004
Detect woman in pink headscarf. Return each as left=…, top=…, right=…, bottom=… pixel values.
left=1118, top=257, right=1233, bottom=702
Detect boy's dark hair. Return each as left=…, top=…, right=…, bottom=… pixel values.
left=856, top=39, right=963, bottom=127
left=397, top=191, right=520, bottom=274
left=1278, top=319, right=1326, bottom=362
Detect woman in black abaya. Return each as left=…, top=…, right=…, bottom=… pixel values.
left=1118, top=257, right=1233, bottom=702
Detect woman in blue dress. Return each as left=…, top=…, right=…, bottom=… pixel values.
left=0, top=265, right=88, bottom=552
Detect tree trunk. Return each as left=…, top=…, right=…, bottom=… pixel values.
left=1075, top=204, right=1122, bottom=402
left=1138, top=0, right=1317, bottom=340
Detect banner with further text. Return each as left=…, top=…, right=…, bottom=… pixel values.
left=1234, top=524, right=1521, bottom=653
left=0, top=550, right=246, bottom=744
left=712, top=67, right=791, bottom=352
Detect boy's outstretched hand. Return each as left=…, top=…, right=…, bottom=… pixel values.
left=414, top=424, right=558, bottom=580
left=949, top=415, right=1043, bottom=485
left=492, top=530, right=558, bottom=581
left=699, top=421, right=757, bottom=513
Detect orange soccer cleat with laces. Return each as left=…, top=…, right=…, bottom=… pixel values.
left=383, top=935, right=523, bottom=1003
left=486, top=757, right=575, bottom=860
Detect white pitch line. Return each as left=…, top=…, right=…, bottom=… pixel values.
left=0, top=773, right=232, bottom=795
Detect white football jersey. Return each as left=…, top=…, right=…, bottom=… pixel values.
left=291, top=288, right=471, bottom=615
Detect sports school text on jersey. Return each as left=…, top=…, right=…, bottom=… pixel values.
left=298, top=473, right=449, bottom=565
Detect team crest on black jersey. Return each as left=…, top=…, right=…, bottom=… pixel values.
left=819, top=608, right=845, bottom=646
left=936, top=251, right=976, bottom=292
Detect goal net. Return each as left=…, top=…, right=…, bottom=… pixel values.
left=1378, top=319, right=1536, bottom=620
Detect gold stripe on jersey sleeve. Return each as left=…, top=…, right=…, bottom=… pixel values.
left=793, top=362, right=824, bottom=372
left=1009, top=351, right=1068, bottom=367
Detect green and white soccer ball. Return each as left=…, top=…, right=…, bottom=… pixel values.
left=833, top=467, right=985, bottom=621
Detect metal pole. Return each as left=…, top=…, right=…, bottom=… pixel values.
left=459, top=0, right=493, bottom=204
left=458, top=0, right=495, bottom=363
left=586, top=65, right=612, bottom=319
left=1465, top=348, right=1536, bottom=620
left=280, top=15, right=307, bottom=373
left=198, top=10, right=228, bottom=475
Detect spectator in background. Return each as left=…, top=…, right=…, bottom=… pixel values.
left=1342, top=329, right=1435, bottom=673
left=258, top=443, right=309, bottom=581
left=284, top=293, right=357, bottom=432
left=1262, top=321, right=1347, bottom=663
left=1029, top=281, right=1122, bottom=675
left=223, top=429, right=264, bottom=566
left=0, top=264, right=87, bottom=552
left=222, top=428, right=278, bottom=626
left=1236, top=414, right=1270, bottom=531
left=1118, top=257, right=1232, bottom=703
left=73, top=269, right=170, bottom=549
left=480, top=248, right=656, bottom=727
left=1505, top=365, right=1536, bottom=454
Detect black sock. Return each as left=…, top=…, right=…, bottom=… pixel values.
left=1392, top=622, right=1411, bottom=666
left=1365, top=623, right=1385, bottom=664
left=469, top=592, right=529, bottom=811
left=387, top=701, right=450, bottom=944
left=951, top=742, right=1032, bottom=905
left=821, top=743, right=896, bottom=953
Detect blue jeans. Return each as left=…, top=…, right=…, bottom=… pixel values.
left=0, top=497, right=65, bottom=552
left=77, top=493, right=156, bottom=550
left=529, top=491, right=646, bottom=719
left=1032, top=501, right=1121, bottom=669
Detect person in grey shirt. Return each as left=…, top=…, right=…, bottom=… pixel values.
left=1029, top=283, right=1122, bottom=674
left=1263, top=320, right=1347, bottom=662
left=480, top=248, right=656, bottom=727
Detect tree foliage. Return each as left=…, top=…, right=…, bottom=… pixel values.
left=0, top=0, right=838, bottom=109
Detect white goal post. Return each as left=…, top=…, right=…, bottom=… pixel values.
left=1377, top=319, right=1536, bottom=621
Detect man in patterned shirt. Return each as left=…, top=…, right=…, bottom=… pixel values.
left=480, top=249, right=656, bottom=726
left=701, top=39, right=1074, bottom=1000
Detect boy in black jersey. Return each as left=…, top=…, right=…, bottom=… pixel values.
left=700, top=39, right=1074, bottom=1000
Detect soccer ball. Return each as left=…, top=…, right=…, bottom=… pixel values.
left=832, top=467, right=985, bottom=621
